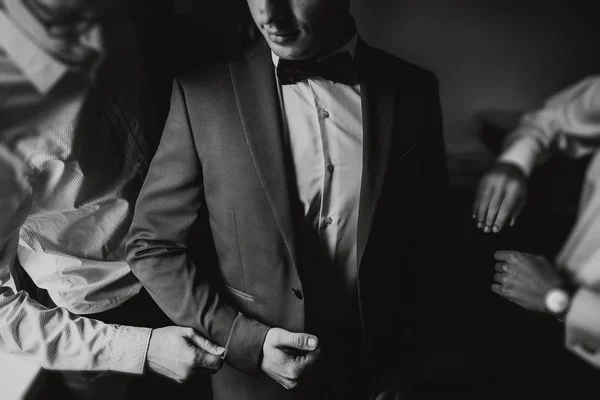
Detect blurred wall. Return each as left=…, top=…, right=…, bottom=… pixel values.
left=351, top=0, right=600, bottom=180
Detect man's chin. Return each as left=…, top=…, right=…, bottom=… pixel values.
left=270, top=47, right=317, bottom=61
left=266, top=38, right=318, bottom=61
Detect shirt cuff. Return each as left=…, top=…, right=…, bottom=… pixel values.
left=223, top=312, right=270, bottom=374
left=498, top=134, right=540, bottom=177
left=108, top=325, right=152, bottom=375
left=565, top=289, right=600, bottom=358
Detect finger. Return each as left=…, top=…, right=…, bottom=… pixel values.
left=187, top=331, right=225, bottom=357
left=491, top=284, right=503, bottom=295
left=492, top=189, right=520, bottom=233
left=194, top=349, right=225, bottom=371
left=278, top=377, right=298, bottom=390
left=475, top=183, right=494, bottom=228
left=472, top=181, right=485, bottom=218
left=276, top=330, right=319, bottom=351
left=510, top=198, right=526, bottom=227
left=264, top=369, right=296, bottom=389
left=484, top=186, right=505, bottom=233
left=300, top=346, right=322, bottom=369
left=494, top=250, right=516, bottom=262
left=493, top=272, right=505, bottom=283
left=495, top=263, right=515, bottom=277
left=284, top=348, right=321, bottom=381
left=494, top=262, right=507, bottom=272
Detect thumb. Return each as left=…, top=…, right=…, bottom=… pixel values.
left=277, top=329, right=318, bottom=351
left=187, top=331, right=225, bottom=357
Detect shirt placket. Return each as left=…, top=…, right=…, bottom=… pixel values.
left=308, top=80, right=337, bottom=261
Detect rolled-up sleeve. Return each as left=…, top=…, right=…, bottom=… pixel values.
left=499, top=75, right=600, bottom=175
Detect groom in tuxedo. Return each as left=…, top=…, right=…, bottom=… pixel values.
left=126, top=0, right=448, bottom=398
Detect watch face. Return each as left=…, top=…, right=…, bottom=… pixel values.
left=545, top=288, right=569, bottom=314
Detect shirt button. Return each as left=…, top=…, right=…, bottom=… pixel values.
left=324, top=216, right=333, bottom=226
left=292, top=289, right=303, bottom=300
left=327, top=164, right=334, bottom=173
left=319, top=108, right=330, bottom=119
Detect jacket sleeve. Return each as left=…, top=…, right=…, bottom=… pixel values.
left=126, top=79, right=270, bottom=374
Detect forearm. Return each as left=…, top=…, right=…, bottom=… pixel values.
left=0, top=287, right=151, bottom=373
left=1, top=227, right=151, bottom=374
left=498, top=106, right=564, bottom=177
left=499, top=76, right=600, bottom=175
left=125, top=150, right=272, bottom=373
left=499, top=132, right=545, bottom=177
left=559, top=214, right=600, bottom=369
left=126, top=78, right=270, bottom=373
left=565, top=288, right=600, bottom=368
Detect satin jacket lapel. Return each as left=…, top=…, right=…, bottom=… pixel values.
left=356, top=41, right=397, bottom=269
left=230, top=43, right=298, bottom=268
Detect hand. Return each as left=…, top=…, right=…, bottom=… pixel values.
left=261, top=328, right=321, bottom=390
left=473, top=162, right=527, bottom=233
left=146, top=326, right=225, bottom=383
left=491, top=251, right=563, bottom=313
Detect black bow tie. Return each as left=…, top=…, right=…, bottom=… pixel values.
left=277, top=51, right=357, bottom=85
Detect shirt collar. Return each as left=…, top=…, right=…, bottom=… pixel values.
left=0, top=0, right=104, bottom=94
left=271, top=33, right=358, bottom=68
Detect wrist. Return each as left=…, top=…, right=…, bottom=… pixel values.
left=498, top=134, right=540, bottom=177
left=494, top=161, right=528, bottom=182
left=259, top=328, right=272, bottom=370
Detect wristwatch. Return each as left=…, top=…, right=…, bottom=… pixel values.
left=544, top=283, right=577, bottom=322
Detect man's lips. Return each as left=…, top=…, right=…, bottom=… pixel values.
left=265, top=29, right=300, bottom=43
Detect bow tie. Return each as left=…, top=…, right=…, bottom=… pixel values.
left=277, top=51, right=357, bottom=85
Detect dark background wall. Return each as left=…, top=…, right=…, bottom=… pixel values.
left=350, top=0, right=600, bottom=184
left=344, top=2, right=600, bottom=394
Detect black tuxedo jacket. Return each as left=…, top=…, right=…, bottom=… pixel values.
left=126, top=38, right=448, bottom=399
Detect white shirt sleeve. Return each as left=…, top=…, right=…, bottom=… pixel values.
left=0, top=212, right=152, bottom=375
left=1, top=4, right=152, bottom=375
left=498, top=75, right=600, bottom=177
left=565, top=287, right=600, bottom=368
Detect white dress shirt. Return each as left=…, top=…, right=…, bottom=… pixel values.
left=500, top=75, right=600, bottom=176
left=497, top=75, right=600, bottom=367
left=0, top=0, right=150, bottom=374
left=272, top=36, right=363, bottom=321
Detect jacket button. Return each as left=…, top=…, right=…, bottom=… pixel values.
left=292, top=289, right=303, bottom=300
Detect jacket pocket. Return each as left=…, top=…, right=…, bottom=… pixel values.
left=224, top=283, right=254, bottom=303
